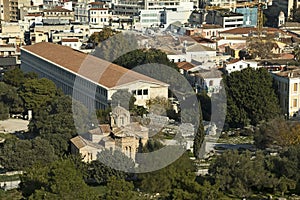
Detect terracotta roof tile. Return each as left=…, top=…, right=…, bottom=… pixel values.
left=71, top=136, right=86, bottom=149
left=44, top=7, right=72, bottom=12
left=89, top=8, right=108, bottom=11
left=220, top=27, right=284, bottom=35
left=61, top=38, right=79, bottom=42
left=21, top=42, right=167, bottom=89
left=176, top=62, right=195, bottom=71
left=99, top=124, right=111, bottom=133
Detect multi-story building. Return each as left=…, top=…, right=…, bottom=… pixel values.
left=206, top=10, right=244, bottom=28
left=89, top=8, right=111, bottom=28
left=114, top=0, right=194, bottom=16
left=43, top=7, right=74, bottom=25
left=20, top=42, right=169, bottom=110
left=272, top=68, right=300, bottom=117
left=75, top=2, right=108, bottom=24
left=1, top=0, right=19, bottom=22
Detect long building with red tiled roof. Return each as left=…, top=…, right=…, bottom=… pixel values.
left=21, top=42, right=168, bottom=110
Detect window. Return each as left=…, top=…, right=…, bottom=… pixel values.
left=240, top=65, right=243, bottom=69
left=132, top=90, right=136, bottom=95
left=293, top=99, right=298, bottom=107
left=143, top=89, right=148, bottom=95
left=209, top=80, right=214, bottom=86
left=294, top=83, right=298, bottom=92
left=233, top=66, right=235, bottom=69
left=137, top=89, right=142, bottom=95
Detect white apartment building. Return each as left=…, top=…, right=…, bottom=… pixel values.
left=114, top=0, right=194, bottom=16
left=272, top=68, right=300, bottom=117
left=224, top=59, right=259, bottom=74
left=61, top=38, right=82, bottom=50
left=89, top=8, right=111, bottom=28
left=75, top=2, right=109, bottom=24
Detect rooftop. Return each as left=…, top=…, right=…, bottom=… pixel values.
left=44, top=7, right=72, bottom=12
left=176, top=62, right=195, bottom=71
left=273, top=68, right=300, bottom=78
left=61, top=38, right=79, bottom=42
left=22, top=42, right=168, bottom=89
left=220, top=27, right=286, bottom=35
left=89, top=8, right=108, bottom=11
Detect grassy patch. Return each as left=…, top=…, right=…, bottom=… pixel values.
left=0, top=189, right=23, bottom=200
left=217, top=135, right=254, bottom=144
left=89, top=185, right=107, bottom=198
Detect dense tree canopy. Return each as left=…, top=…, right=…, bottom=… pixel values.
left=255, top=118, right=300, bottom=149
left=209, top=150, right=296, bottom=198
left=0, top=137, right=57, bottom=171
left=224, top=67, right=280, bottom=128
left=28, top=94, right=82, bottom=156
left=19, top=78, right=57, bottom=111
left=0, top=82, right=24, bottom=114
left=113, top=48, right=177, bottom=69
left=20, top=159, right=98, bottom=199
left=89, top=27, right=120, bottom=45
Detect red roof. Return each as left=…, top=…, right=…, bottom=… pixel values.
left=176, top=62, right=195, bottom=71
left=61, top=38, right=79, bottom=42
left=89, top=8, right=108, bottom=11
left=220, top=27, right=284, bottom=35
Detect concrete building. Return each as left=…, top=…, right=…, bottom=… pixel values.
left=61, top=38, right=82, bottom=50
left=74, top=2, right=109, bottom=24
left=20, top=42, right=169, bottom=110
left=113, top=0, right=194, bottom=16
left=43, top=7, right=74, bottom=25
left=88, top=8, right=111, bottom=28
left=1, top=0, right=19, bottom=22
left=224, top=59, right=259, bottom=74
left=235, top=7, right=257, bottom=27
left=206, top=10, right=244, bottom=28
left=272, top=68, right=300, bottom=117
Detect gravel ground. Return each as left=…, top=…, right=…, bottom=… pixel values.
left=0, top=119, right=29, bottom=133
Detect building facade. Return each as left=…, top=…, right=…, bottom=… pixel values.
left=272, top=68, right=300, bottom=117
left=21, top=42, right=169, bottom=110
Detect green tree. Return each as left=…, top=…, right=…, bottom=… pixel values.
left=0, top=137, right=57, bottom=171
left=3, top=68, right=25, bottom=87
left=19, top=78, right=57, bottom=111
left=89, top=27, right=120, bottom=45
left=197, top=91, right=211, bottom=121
left=0, top=82, right=24, bottom=114
left=209, top=150, right=278, bottom=198
left=97, top=149, right=135, bottom=172
left=86, top=160, right=127, bottom=185
left=0, top=102, right=9, bottom=120
left=114, top=48, right=177, bottom=70
left=137, top=152, right=196, bottom=197
left=104, top=176, right=141, bottom=200
left=142, top=138, right=164, bottom=153
left=28, top=95, right=78, bottom=156
left=224, top=67, right=280, bottom=128
left=20, top=159, right=98, bottom=199
left=3, top=68, right=37, bottom=87
left=193, top=99, right=205, bottom=159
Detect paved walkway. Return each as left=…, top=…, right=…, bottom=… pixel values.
left=0, top=119, right=29, bottom=133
